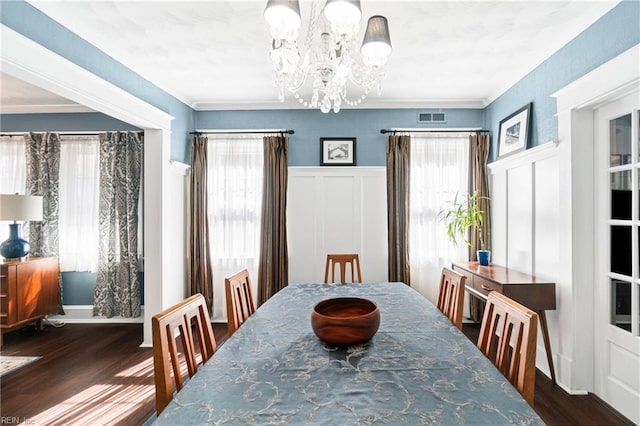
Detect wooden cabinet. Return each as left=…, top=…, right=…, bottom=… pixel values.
left=453, top=261, right=556, bottom=312
left=0, top=256, right=60, bottom=345
left=452, top=261, right=557, bottom=384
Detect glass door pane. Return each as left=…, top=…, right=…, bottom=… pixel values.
left=608, top=113, right=635, bottom=333
left=610, top=114, right=631, bottom=166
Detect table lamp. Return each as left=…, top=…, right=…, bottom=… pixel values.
left=0, top=194, right=43, bottom=260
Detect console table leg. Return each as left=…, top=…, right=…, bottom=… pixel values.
left=538, top=310, right=556, bottom=385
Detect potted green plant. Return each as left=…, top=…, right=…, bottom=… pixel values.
left=439, top=191, right=491, bottom=265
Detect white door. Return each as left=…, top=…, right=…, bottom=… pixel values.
left=594, top=91, right=640, bottom=424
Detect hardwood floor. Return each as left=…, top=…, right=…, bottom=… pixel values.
left=0, top=322, right=633, bottom=425
left=461, top=322, right=633, bottom=426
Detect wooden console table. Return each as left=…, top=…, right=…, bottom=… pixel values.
left=452, top=261, right=557, bottom=384
left=0, top=256, right=60, bottom=346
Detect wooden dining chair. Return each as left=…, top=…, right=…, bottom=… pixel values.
left=437, top=267, right=467, bottom=329
left=152, top=293, right=217, bottom=414
left=225, top=269, right=256, bottom=336
left=477, top=291, right=538, bottom=406
left=324, top=253, right=362, bottom=283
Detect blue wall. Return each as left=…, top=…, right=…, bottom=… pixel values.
left=484, top=0, right=640, bottom=161
left=0, top=112, right=139, bottom=132
left=197, top=108, right=484, bottom=166
left=0, top=0, right=195, bottom=163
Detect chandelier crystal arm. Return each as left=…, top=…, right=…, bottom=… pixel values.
left=265, top=0, right=391, bottom=113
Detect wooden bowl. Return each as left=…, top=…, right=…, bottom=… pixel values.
left=311, top=297, right=380, bottom=346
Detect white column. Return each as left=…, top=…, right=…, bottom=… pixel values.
left=142, top=129, right=189, bottom=347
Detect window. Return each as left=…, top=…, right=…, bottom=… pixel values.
left=0, top=135, right=27, bottom=241
left=207, top=134, right=263, bottom=320
left=58, top=136, right=100, bottom=271
left=1, top=134, right=104, bottom=273
left=409, top=132, right=470, bottom=298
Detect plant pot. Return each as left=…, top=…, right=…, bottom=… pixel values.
left=477, top=250, right=491, bottom=266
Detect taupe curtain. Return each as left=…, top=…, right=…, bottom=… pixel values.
left=189, top=135, right=214, bottom=313
left=469, top=132, right=491, bottom=320
left=386, top=134, right=411, bottom=284
left=25, top=132, right=64, bottom=314
left=94, top=131, right=143, bottom=318
left=257, top=135, right=289, bottom=306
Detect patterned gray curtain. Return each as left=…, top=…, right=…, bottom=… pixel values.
left=386, top=134, right=411, bottom=285
left=25, top=132, right=60, bottom=256
left=25, top=132, right=64, bottom=314
left=189, top=135, right=214, bottom=313
left=94, top=131, right=143, bottom=318
left=257, top=135, right=289, bottom=306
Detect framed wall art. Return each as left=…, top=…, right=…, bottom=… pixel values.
left=320, top=137, right=356, bottom=166
left=497, top=103, right=532, bottom=159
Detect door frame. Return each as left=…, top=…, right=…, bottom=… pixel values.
left=593, top=93, right=640, bottom=423
left=1, top=24, right=181, bottom=347
left=552, top=43, right=639, bottom=394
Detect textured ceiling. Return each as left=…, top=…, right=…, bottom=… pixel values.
left=0, top=73, right=93, bottom=113
left=2, top=1, right=620, bottom=112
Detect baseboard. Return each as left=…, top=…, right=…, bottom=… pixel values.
left=46, top=305, right=144, bottom=324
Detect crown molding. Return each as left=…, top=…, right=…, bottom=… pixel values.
left=191, top=98, right=488, bottom=111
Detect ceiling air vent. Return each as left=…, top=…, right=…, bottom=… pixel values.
left=418, top=112, right=446, bottom=123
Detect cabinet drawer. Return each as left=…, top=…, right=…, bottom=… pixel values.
left=473, top=276, right=502, bottom=296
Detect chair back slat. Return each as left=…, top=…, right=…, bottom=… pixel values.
left=152, top=293, right=217, bottom=414
left=324, top=254, right=362, bottom=283
left=477, top=291, right=538, bottom=406
left=437, top=267, right=466, bottom=329
left=225, top=269, right=256, bottom=336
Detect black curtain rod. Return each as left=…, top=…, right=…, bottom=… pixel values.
left=380, top=129, right=489, bottom=134
left=190, top=129, right=294, bottom=135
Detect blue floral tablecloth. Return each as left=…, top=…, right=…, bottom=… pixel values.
left=155, top=282, right=543, bottom=425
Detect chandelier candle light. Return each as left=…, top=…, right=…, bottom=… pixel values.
left=264, top=0, right=392, bottom=113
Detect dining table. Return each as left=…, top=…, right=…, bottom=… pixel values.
left=154, top=282, right=544, bottom=425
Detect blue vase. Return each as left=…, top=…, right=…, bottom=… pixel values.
left=477, top=250, right=491, bottom=266
left=0, top=223, right=30, bottom=259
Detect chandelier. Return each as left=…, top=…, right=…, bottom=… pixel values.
left=264, top=0, right=392, bottom=113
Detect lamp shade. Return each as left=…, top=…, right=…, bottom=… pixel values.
left=361, top=15, right=392, bottom=58
left=0, top=194, right=43, bottom=222
left=0, top=194, right=42, bottom=259
left=264, top=0, right=302, bottom=32
left=324, top=0, right=362, bottom=25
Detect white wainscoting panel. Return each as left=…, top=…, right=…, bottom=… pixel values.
left=287, top=175, right=321, bottom=283
left=360, top=173, right=389, bottom=282
left=507, top=164, right=534, bottom=274
left=533, top=157, right=560, bottom=280
left=288, top=167, right=388, bottom=284
left=491, top=170, right=508, bottom=267
left=488, top=142, right=561, bottom=380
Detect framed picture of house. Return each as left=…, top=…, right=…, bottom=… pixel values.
left=320, top=137, right=356, bottom=166
left=497, top=103, right=532, bottom=159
